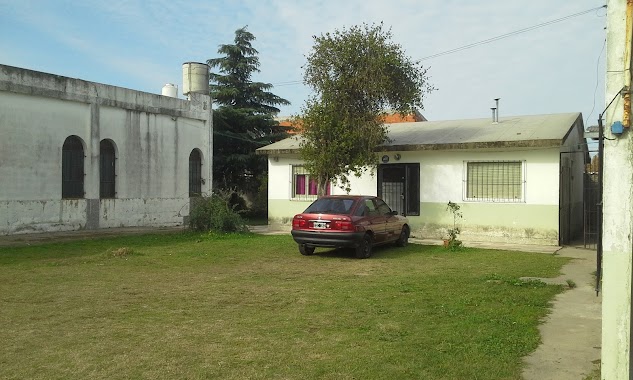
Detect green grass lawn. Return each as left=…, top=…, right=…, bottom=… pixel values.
left=0, top=233, right=568, bottom=379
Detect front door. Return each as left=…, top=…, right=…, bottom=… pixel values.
left=378, top=163, right=420, bottom=216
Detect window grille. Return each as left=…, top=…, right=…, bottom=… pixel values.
left=291, top=165, right=330, bottom=200
left=465, top=161, right=524, bottom=203
left=62, top=136, right=84, bottom=199
left=100, top=140, right=116, bottom=198
left=189, top=149, right=202, bottom=196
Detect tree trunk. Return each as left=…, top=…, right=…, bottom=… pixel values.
left=317, top=175, right=328, bottom=197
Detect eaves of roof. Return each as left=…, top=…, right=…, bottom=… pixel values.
left=256, top=113, right=582, bottom=155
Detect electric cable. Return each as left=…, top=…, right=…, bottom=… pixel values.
left=416, top=5, right=606, bottom=62
left=586, top=37, right=607, bottom=127
left=269, top=5, right=607, bottom=87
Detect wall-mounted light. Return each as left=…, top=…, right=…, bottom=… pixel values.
left=273, top=156, right=279, bottom=162
left=394, top=153, right=401, bottom=161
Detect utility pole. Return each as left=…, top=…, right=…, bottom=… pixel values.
left=601, top=0, right=633, bottom=378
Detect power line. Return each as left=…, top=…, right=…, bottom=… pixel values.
left=213, top=131, right=270, bottom=146
left=274, top=80, right=303, bottom=85
left=586, top=37, right=607, bottom=126
left=269, top=5, right=606, bottom=87
left=417, top=5, right=606, bottom=61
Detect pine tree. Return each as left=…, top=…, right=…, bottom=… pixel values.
left=207, top=26, right=290, bottom=193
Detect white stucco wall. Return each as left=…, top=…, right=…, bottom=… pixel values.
left=0, top=65, right=212, bottom=234
left=267, top=145, right=564, bottom=244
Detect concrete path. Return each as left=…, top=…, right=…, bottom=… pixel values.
left=521, top=247, right=602, bottom=380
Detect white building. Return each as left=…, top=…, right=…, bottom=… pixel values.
left=0, top=63, right=212, bottom=235
left=257, top=113, right=587, bottom=245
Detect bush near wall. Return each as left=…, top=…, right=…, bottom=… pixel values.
left=189, top=193, right=248, bottom=233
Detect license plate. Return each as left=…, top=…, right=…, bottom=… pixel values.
left=313, top=221, right=327, bottom=229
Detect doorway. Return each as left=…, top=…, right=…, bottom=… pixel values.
left=377, top=163, right=420, bottom=216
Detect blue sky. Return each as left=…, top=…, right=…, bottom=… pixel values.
left=1, top=0, right=607, bottom=135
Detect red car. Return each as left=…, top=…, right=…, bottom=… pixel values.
left=291, top=195, right=410, bottom=259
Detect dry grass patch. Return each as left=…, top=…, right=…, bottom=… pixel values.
left=111, top=247, right=134, bottom=257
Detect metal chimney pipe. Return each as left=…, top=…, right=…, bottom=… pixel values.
left=494, top=98, right=500, bottom=122
left=491, top=108, right=497, bottom=123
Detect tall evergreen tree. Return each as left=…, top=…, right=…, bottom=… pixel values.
left=208, top=26, right=290, bottom=193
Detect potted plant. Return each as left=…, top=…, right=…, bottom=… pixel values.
left=444, top=201, right=463, bottom=250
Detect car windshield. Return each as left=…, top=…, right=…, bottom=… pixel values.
left=304, top=198, right=356, bottom=215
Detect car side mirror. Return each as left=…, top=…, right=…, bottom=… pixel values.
left=390, top=210, right=398, bottom=216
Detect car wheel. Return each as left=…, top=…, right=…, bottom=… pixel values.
left=299, top=244, right=315, bottom=256
left=355, top=234, right=372, bottom=259
left=396, top=225, right=410, bottom=247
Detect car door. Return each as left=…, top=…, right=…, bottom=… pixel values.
left=376, top=198, right=400, bottom=242
left=362, top=198, right=386, bottom=242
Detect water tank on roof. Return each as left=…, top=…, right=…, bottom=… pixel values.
left=161, top=83, right=178, bottom=98
left=182, top=62, right=209, bottom=97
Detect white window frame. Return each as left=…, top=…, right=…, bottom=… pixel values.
left=291, top=165, right=330, bottom=201
left=462, top=160, right=526, bottom=203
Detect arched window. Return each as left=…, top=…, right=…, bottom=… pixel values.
left=100, top=139, right=116, bottom=198
left=189, top=149, right=202, bottom=196
left=62, top=136, right=84, bottom=198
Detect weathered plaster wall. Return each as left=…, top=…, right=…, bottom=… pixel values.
left=0, top=92, right=90, bottom=200
left=0, top=64, right=212, bottom=235
left=267, top=146, right=563, bottom=244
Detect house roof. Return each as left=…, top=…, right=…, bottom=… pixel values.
left=257, top=112, right=582, bottom=155
left=274, top=110, right=427, bottom=134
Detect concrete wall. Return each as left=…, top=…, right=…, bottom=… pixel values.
left=559, top=115, right=590, bottom=244
left=602, top=0, right=633, bottom=378
left=0, top=64, right=212, bottom=234
left=267, top=146, right=564, bottom=245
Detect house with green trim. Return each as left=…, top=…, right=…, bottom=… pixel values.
left=257, top=112, right=587, bottom=245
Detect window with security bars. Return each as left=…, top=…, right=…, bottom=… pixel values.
left=465, top=161, right=524, bottom=202
left=292, top=165, right=330, bottom=200
left=62, top=136, right=84, bottom=199
left=100, top=140, right=116, bottom=198
left=189, top=149, right=202, bottom=196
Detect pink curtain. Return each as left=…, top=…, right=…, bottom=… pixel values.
left=297, top=174, right=331, bottom=196
left=308, top=178, right=318, bottom=195
left=295, top=175, right=306, bottom=195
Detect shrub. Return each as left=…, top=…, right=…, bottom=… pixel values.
left=228, top=191, right=247, bottom=213
left=246, top=175, right=268, bottom=218
left=445, top=201, right=463, bottom=251
left=189, top=193, right=248, bottom=233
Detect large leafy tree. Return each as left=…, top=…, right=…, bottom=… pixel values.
left=300, top=23, right=434, bottom=194
left=208, top=26, right=290, bottom=193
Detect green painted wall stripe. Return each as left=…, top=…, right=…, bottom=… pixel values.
left=416, top=202, right=558, bottom=229
left=268, top=199, right=559, bottom=244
